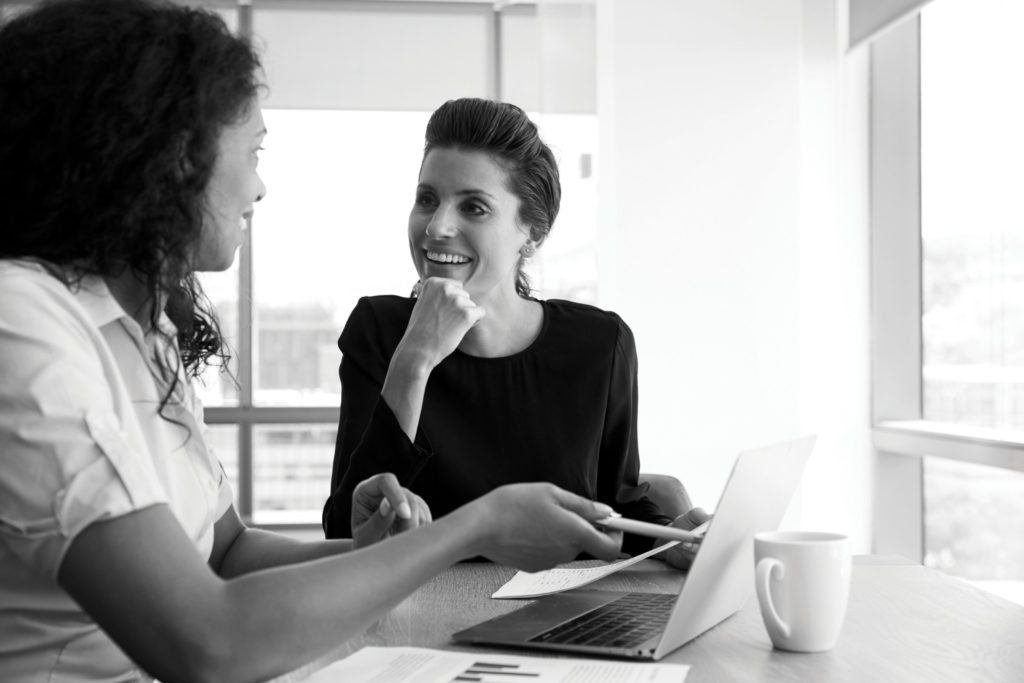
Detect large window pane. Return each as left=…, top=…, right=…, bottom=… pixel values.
left=924, top=457, right=1024, bottom=605
left=251, top=109, right=427, bottom=407
left=919, top=0, right=1024, bottom=607
left=252, top=423, right=336, bottom=525
left=921, top=0, right=1024, bottom=431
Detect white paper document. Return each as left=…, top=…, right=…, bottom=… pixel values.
left=302, top=646, right=689, bottom=682
left=491, top=541, right=679, bottom=599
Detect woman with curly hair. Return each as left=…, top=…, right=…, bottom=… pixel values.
left=0, top=2, right=623, bottom=680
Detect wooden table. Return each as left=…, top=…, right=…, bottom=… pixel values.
left=287, top=556, right=1024, bottom=682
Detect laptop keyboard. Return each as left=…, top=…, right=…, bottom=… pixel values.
left=527, top=592, right=676, bottom=649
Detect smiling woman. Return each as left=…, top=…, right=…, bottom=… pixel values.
left=323, top=98, right=709, bottom=566
left=412, top=147, right=529, bottom=293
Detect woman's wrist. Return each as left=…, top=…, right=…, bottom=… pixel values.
left=390, top=342, right=436, bottom=379
left=437, top=500, right=490, bottom=562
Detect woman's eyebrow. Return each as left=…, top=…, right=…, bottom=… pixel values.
left=455, top=188, right=496, bottom=199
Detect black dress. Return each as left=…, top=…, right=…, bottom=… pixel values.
left=322, top=295, right=672, bottom=556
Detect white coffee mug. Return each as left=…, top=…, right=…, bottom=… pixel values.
left=753, top=531, right=851, bottom=653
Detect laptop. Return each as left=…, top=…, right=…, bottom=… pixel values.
left=452, top=435, right=816, bottom=660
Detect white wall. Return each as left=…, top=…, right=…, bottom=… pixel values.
left=595, top=0, right=872, bottom=551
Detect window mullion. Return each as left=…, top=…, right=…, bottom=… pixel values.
left=870, top=17, right=923, bottom=561
left=236, top=0, right=254, bottom=522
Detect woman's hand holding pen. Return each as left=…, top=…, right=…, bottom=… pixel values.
left=351, top=473, right=432, bottom=549
left=659, top=507, right=712, bottom=571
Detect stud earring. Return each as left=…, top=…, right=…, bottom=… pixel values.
left=521, top=242, right=536, bottom=258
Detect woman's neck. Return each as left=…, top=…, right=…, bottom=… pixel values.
left=459, top=292, right=542, bottom=358
left=104, top=269, right=160, bottom=330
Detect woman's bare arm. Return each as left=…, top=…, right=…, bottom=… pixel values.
left=59, top=483, right=620, bottom=683
left=382, top=277, right=484, bottom=440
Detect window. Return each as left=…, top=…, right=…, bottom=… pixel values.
left=189, top=1, right=598, bottom=527
left=920, top=0, right=1024, bottom=431
left=871, top=0, right=1024, bottom=605
left=924, top=457, right=1024, bottom=605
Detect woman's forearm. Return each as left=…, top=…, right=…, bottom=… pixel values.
left=62, top=503, right=485, bottom=683
left=219, top=509, right=482, bottom=681
left=380, top=346, right=432, bottom=442
left=217, top=526, right=354, bottom=578
left=61, top=485, right=621, bottom=683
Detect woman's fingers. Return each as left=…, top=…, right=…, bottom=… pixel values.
left=392, top=493, right=432, bottom=533
left=676, top=507, right=711, bottom=530
left=351, top=474, right=434, bottom=547
left=402, top=277, right=485, bottom=365
left=471, top=484, right=624, bottom=571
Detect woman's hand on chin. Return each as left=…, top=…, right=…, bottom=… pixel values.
left=398, top=277, right=485, bottom=370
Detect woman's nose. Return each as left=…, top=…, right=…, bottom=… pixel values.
left=424, top=205, right=457, bottom=239
left=255, top=174, right=267, bottom=203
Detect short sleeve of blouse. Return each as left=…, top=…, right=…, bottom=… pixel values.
left=0, top=267, right=166, bottom=579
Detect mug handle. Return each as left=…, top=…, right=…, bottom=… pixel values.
left=756, top=557, right=791, bottom=638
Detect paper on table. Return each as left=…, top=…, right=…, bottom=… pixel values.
left=491, top=540, right=679, bottom=599
left=301, top=646, right=689, bottom=682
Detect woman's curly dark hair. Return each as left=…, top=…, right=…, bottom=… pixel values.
left=0, top=0, right=262, bottom=391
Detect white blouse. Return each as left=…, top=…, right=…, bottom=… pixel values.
left=0, top=260, right=233, bottom=681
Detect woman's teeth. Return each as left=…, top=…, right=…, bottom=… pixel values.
left=426, top=251, right=469, bottom=264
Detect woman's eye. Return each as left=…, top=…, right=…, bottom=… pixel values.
left=462, top=201, right=487, bottom=216
left=414, top=192, right=437, bottom=208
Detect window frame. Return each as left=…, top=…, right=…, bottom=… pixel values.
left=869, top=15, right=1024, bottom=561
left=203, top=0, right=524, bottom=528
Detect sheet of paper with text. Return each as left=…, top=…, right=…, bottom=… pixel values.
left=491, top=541, right=679, bottom=599
left=302, top=646, right=690, bottom=682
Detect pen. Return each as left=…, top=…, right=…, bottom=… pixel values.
left=594, top=513, right=710, bottom=543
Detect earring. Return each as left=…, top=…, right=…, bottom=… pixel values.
left=521, top=242, right=536, bottom=258
left=411, top=280, right=422, bottom=298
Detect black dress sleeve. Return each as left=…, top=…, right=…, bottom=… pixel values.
left=322, top=298, right=433, bottom=538
left=597, top=315, right=673, bottom=555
